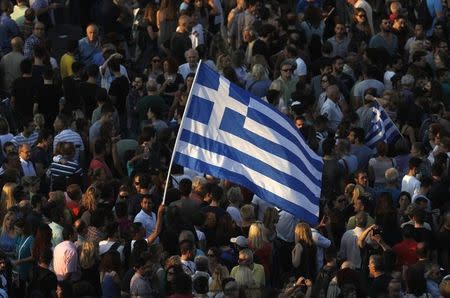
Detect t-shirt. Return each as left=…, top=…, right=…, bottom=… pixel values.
left=79, top=82, right=100, bottom=117
left=108, top=75, right=130, bottom=114
left=60, top=53, right=75, bottom=79
left=135, top=95, right=168, bottom=124
left=401, top=175, right=421, bottom=196
left=11, top=76, right=41, bottom=121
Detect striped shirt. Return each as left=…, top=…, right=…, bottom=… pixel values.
left=48, top=159, right=82, bottom=177
left=53, top=129, right=85, bottom=161
left=11, top=132, right=38, bottom=148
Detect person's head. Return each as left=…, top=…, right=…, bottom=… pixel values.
left=11, top=36, right=24, bottom=52
left=172, top=272, right=192, bottom=294
left=248, top=222, right=267, bottom=250
left=385, top=168, right=399, bottom=186
left=0, top=117, right=10, bottom=135
left=204, top=183, right=223, bottom=204
left=405, top=265, right=428, bottom=296
left=376, top=141, right=388, bottom=157
left=227, top=186, right=243, bottom=206
left=408, top=157, right=422, bottom=176
left=334, top=22, right=346, bottom=38
left=440, top=275, right=450, bottom=297
left=369, top=254, right=384, bottom=277
left=62, top=224, right=76, bottom=242
left=242, top=26, right=256, bottom=43
left=240, top=204, right=255, bottom=224
left=179, top=240, right=195, bottom=260
left=238, top=248, right=254, bottom=266
left=348, top=127, right=365, bottom=144
left=355, top=210, right=368, bottom=228
left=280, top=60, right=294, bottom=80
left=140, top=194, right=153, bottom=213
left=178, top=15, right=190, bottom=32
left=20, top=58, right=32, bottom=75
left=354, top=196, right=369, bottom=213
left=1, top=210, right=15, bottom=233
left=100, top=102, right=114, bottom=123
left=185, top=49, right=199, bottom=67
left=294, top=222, right=313, bottom=245
left=380, top=16, right=392, bottom=33
left=326, top=84, right=340, bottom=102
left=86, top=24, right=99, bottom=43
left=222, top=278, right=239, bottom=297
left=353, top=7, right=367, bottom=24
left=178, top=178, right=192, bottom=197
left=33, top=22, right=45, bottom=38
left=18, top=143, right=31, bottom=161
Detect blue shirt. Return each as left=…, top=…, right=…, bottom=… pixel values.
left=78, top=37, right=101, bottom=65
left=24, top=34, right=41, bottom=58
left=0, top=13, right=19, bottom=52
left=296, top=0, right=322, bottom=14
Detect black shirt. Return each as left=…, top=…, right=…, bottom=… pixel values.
left=109, top=76, right=130, bottom=114
left=368, top=273, right=392, bottom=297
left=11, top=76, right=42, bottom=122
left=28, top=265, right=57, bottom=298
left=170, top=31, right=192, bottom=64
left=62, top=76, right=83, bottom=112
left=35, top=83, right=62, bottom=129
left=79, top=81, right=101, bottom=117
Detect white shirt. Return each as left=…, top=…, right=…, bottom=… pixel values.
left=294, top=57, right=307, bottom=77
left=20, top=157, right=36, bottom=176
left=190, top=24, right=205, bottom=49
left=178, top=63, right=197, bottom=80
left=339, top=227, right=364, bottom=268
left=320, top=98, right=343, bottom=131
left=99, top=240, right=125, bottom=262
left=384, top=70, right=395, bottom=90
left=134, top=210, right=157, bottom=238
left=401, top=175, right=421, bottom=196
left=53, top=240, right=80, bottom=281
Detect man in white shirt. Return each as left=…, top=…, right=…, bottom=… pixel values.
left=53, top=225, right=80, bottom=281
left=18, top=144, right=36, bottom=176
left=134, top=194, right=157, bottom=239
left=178, top=49, right=199, bottom=79
left=401, top=157, right=422, bottom=196
left=99, top=222, right=125, bottom=262
left=339, top=211, right=367, bottom=269
left=320, top=85, right=343, bottom=132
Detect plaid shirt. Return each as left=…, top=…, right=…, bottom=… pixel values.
left=24, top=34, right=41, bottom=58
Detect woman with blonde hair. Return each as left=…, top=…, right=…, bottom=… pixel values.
left=248, top=222, right=272, bottom=280
left=0, top=183, right=16, bottom=223
left=245, top=64, right=272, bottom=98
left=292, top=222, right=317, bottom=280
left=79, top=186, right=100, bottom=226
left=0, top=210, right=16, bottom=256
left=80, top=241, right=101, bottom=296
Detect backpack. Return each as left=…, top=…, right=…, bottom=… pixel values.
left=414, top=0, right=433, bottom=31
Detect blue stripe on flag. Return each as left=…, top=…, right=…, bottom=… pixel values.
left=196, top=64, right=220, bottom=90
left=174, top=151, right=319, bottom=224
left=219, top=108, right=321, bottom=185
left=179, top=128, right=319, bottom=202
left=186, top=95, right=214, bottom=125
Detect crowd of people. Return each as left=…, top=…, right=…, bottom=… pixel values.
left=0, top=0, right=449, bottom=297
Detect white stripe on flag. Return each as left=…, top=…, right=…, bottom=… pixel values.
left=177, top=140, right=320, bottom=216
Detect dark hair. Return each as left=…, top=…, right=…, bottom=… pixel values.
left=94, top=139, right=106, bottom=155
left=20, top=58, right=32, bottom=74
left=66, top=39, right=78, bottom=53
left=204, top=183, right=223, bottom=202
left=179, top=240, right=194, bottom=254
left=405, top=265, right=428, bottom=296
left=100, top=250, right=121, bottom=273
left=108, top=58, right=121, bottom=73
left=43, top=65, right=54, bottom=80
left=105, top=222, right=119, bottom=238
left=370, top=254, right=384, bottom=272
left=57, top=280, right=74, bottom=297
left=115, top=201, right=127, bottom=218
left=409, top=157, right=422, bottom=169
left=178, top=178, right=192, bottom=196
left=36, top=128, right=52, bottom=144
left=62, top=224, right=75, bottom=241
left=87, top=64, right=99, bottom=77
left=101, top=102, right=115, bottom=115
left=193, top=275, right=209, bottom=294
left=350, top=127, right=365, bottom=143
left=172, top=272, right=192, bottom=294
left=71, top=61, right=84, bottom=73
left=322, top=137, right=335, bottom=155
left=96, top=88, right=109, bottom=103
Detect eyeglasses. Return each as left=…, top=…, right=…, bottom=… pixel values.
left=134, top=181, right=140, bottom=185
left=281, top=68, right=292, bottom=72
left=357, top=14, right=366, bottom=18
left=119, top=195, right=128, bottom=199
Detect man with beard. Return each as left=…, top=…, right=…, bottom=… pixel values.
left=178, top=49, right=199, bottom=79
left=369, top=16, right=399, bottom=57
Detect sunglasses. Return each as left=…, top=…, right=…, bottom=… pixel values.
left=119, top=195, right=128, bottom=199
left=134, top=181, right=140, bottom=185
left=321, top=79, right=329, bottom=83
left=357, top=14, right=366, bottom=17
left=281, top=68, right=292, bottom=72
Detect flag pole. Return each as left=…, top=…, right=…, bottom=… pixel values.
left=374, top=98, right=403, bottom=139
left=161, top=60, right=203, bottom=205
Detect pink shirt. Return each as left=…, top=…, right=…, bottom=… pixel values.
left=53, top=240, right=80, bottom=281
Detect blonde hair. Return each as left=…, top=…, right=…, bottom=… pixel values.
left=191, top=176, right=206, bottom=193
left=1, top=210, right=15, bottom=235
left=0, top=183, right=16, bottom=222
left=251, top=64, right=269, bottom=81
left=294, top=222, right=314, bottom=245
left=80, top=186, right=99, bottom=212
left=352, top=184, right=365, bottom=204
left=79, top=241, right=98, bottom=269
left=248, top=222, right=267, bottom=250
left=262, top=207, right=279, bottom=230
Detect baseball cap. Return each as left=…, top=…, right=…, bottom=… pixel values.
left=230, top=236, right=248, bottom=248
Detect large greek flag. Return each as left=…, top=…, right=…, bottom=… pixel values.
left=173, top=62, right=323, bottom=224
left=365, top=100, right=401, bottom=149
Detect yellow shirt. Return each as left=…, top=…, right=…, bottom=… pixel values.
left=60, top=53, right=75, bottom=79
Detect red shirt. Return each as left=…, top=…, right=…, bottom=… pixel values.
left=392, top=239, right=418, bottom=268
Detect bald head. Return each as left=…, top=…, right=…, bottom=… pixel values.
left=86, top=24, right=99, bottom=43
left=147, top=78, right=158, bottom=92
left=11, top=37, right=24, bottom=52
